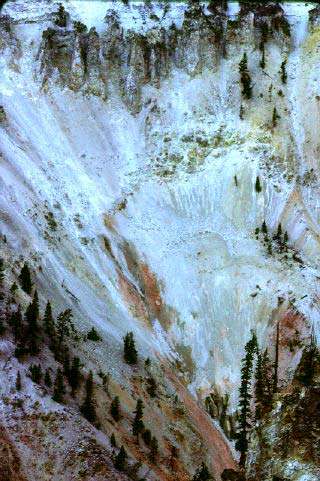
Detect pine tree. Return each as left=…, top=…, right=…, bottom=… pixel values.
left=110, top=395, right=121, bottom=422
left=43, top=301, right=55, bottom=336
left=239, top=52, right=252, bottom=99
left=52, top=367, right=66, bottom=403
left=280, top=59, right=287, bottom=84
left=63, top=347, right=70, bottom=378
left=19, top=262, right=32, bottom=294
left=54, top=3, right=68, bottom=27
left=255, top=176, right=262, bottom=193
left=114, top=445, right=127, bottom=471
left=10, top=282, right=18, bottom=294
left=25, top=290, right=40, bottom=354
left=283, top=231, right=289, bottom=252
left=132, top=399, right=144, bottom=438
left=239, top=104, right=244, bottom=120
left=236, top=330, right=257, bottom=466
left=110, top=432, right=117, bottom=448
left=87, top=327, right=102, bottom=341
left=294, top=330, right=319, bottom=386
left=0, top=258, right=4, bottom=286
left=275, top=223, right=282, bottom=240
left=68, top=356, right=81, bottom=395
left=192, top=462, right=212, bottom=481
left=149, top=435, right=159, bottom=463
left=44, top=369, right=52, bottom=388
left=272, top=107, right=280, bottom=128
left=254, top=349, right=264, bottom=421
left=142, top=428, right=152, bottom=446
left=262, top=220, right=268, bottom=234
left=146, top=376, right=157, bottom=397
left=29, top=364, right=42, bottom=384
left=123, top=332, right=138, bottom=365
left=81, top=370, right=96, bottom=423
left=55, top=308, right=74, bottom=360
left=16, top=371, right=22, bottom=391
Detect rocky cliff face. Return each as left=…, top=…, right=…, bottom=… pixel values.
left=1, top=1, right=320, bottom=480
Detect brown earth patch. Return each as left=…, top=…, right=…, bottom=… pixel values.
left=117, top=268, right=150, bottom=325
left=0, top=426, right=28, bottom=481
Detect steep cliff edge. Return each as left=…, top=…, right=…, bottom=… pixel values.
left=1, top=1, right=320, bottom=480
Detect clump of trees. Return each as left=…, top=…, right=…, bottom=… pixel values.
left=255, top=221, right=289, bottom=257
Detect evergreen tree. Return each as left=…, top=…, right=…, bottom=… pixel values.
left=10, top=282, right=18, bottom=295
left=236, top=331, right=257, bottom=466
left=146, top=376, right=157, bottom=397
left=44, top=369, right=52, bottom=388
left=275, top=223, right=282, bottom=240
left=272, top=107, right=280, bottom=128
left=192, top=462, right=212, bottom=481
left=81, top=370, right=96, bottom=423
left=63, top=347, right=70, bottom=378
left=142, top=428, right=152, bottom=446
left=110, top=432, right=117, bottom=448
left=25, top=290, right=40, bottom=354
left=68, top=356, right=81, bottom=395
left=114, top=445, right=127, bottom=471
left=239, top=52, right=252, bottom=99
left=294, top=330, right=319, bottom=386
left=19, top=262, right=32, bottom=294
left=132, top=399, right=144, bottom=438
left=0, top=258, right=4, bottom=286
left=29, top=364, right=42, bottom=384
left=43, top=301, right=55, bottom=336
left=54, top=3, right=68, bottom=27
left=255, top=176, right=262, bottom=193
left=262, top=220, right=268, bottom=235
left=123, top=332, right=138, bottom=365
left=16, top=370, right=22, bottom=391
left=110, top=395, right=121, bottom=422
left=280, top=59, right=287, bottom=84
left=0, top=318, right=5, bottom=336
left=149, top=435, right=159, bottom=463
left=52, top=367, right=66, bottom=403
left=283, top=231, right=289, bottom=252
left=239, top=104, right=244, bottom=120
left=254, top=349, right=265, bottom=421
left=260, top=47, right=265, bottom=69
left=87, top=327, right=102, bottom=341
left=55, top=308, right=74, bottom=360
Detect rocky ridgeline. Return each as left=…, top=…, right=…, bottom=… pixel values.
left=35, top=2, right=292, bottom=113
